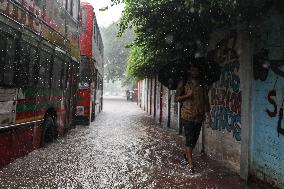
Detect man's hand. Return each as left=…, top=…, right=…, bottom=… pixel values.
left=176, top=89, right=193, bottom=102
left=187, top=88, right=193, bottom=97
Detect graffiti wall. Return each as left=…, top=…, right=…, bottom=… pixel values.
left=204, top=29, right=242, bottom=171
left=210, top=31, right=242, bottom=141
left=251, top=12, right=284, bottom=188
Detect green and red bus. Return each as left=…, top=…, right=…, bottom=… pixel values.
left=0, top=0, right=81, bottom=167
left=75, top=2, right=104, bottom=125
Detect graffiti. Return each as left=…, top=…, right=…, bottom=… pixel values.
left=211, top=89, right=241, bottom=114
left=277, top=107, right=284, bottom=136
left=255, top=48, right=284, bottom=136
left=211, top=106, right=241, bottom=141
left=218, top=61, right=240, bottom=92
left=266, top=90, right=277, bottom=117
left=254, top=49, right=284, bottom=81
left=209, top=31, right=242, bottom=141
left=266, top=89, right=284, bottom=136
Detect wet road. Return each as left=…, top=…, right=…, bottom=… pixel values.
left=0, top=98, right=245, bottom=189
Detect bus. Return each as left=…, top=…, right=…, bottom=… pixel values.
left=76, top=2, right=104, bottom=125
left=0, top=0, right=81, bottom=167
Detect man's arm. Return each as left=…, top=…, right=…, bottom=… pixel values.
left=175, top=80, right=192, bottom=102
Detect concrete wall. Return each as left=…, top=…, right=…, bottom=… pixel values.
left=139, top=78, right=179, bottom=131
left=204, top=28, right=242, bottom=171
left=250, top=11, right=284, bottom=189
left=169, top=90, right=179, bottom=130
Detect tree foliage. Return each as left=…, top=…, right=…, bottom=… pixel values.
left=121, top=0, right=237, bottom=86
left=100, top=22, right=134, bottom=82
left=111, top=0, right=283, bottom=88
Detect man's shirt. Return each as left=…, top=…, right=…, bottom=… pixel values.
left=176, top=80, right=210, bottom=123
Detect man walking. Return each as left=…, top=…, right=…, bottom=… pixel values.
left=175, top=63, right=211, bottom=174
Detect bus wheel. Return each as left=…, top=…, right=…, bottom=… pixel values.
left=41, top=116, right=55, bottom=147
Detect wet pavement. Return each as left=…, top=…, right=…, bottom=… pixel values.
left=0, top=98, right=245, bottom=189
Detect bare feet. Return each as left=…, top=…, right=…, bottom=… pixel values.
left=183, top=153, right=189, bottom=164
left=189, top=166, right=195, bottom=174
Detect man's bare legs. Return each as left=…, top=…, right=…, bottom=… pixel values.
left=185, top=146, right=195, bottom=174
left=185, top=146, right=194, bottom=171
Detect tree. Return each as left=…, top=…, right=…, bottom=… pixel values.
left=120, top=0, right=236, bottom=88
left=100, top=22, right=134, bottom=82
left=109, top=0, right=283, bottom=88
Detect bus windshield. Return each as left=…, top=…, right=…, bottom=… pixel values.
left=79, top=56, right=90, bottom=88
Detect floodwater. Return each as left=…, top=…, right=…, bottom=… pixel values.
left=0, top=98, right=245, bottom=189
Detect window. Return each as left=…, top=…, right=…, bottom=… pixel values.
left=38, top=50, right=52, bottom=88
left=29, top=47, right=38, bottom=86
left=16, top=41, right=29, bottom=86
left=52, top=57, right=63, bottom=88
left=82, top=8, right=87, bottom=31
left=0, top=33, right=17, bottom=86
left=80, top=56, right=90, bottom=83
left=60, top=61, right=68, bottom=89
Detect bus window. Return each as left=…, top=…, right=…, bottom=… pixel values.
left=16, top=41, right=31, bottom=86
left=52, top=57, right=63, bottom=88
left=38, top=50, right=52, bottom=88
left=80, top=56, right=90, bottom=86
left=60, top=62, right=68, bottom=89
left=29, top=47, right=38, bottom=86
left=82, top=8, right=87, bottom=31
left=0, top=34, right=17, bottom=86
left=0, top=33, right=6, bottom=85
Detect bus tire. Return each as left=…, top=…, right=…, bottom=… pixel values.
left=41, top=116, right=55, bottom=147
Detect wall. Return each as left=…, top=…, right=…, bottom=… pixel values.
left=161, top=85, right=169, bottom=127
left=251, top=11, right=284, bottom=188
left=141, top=80, right=146, bottom=111
left=151, top=77, right=157, bottom=119
left=155, top=80, right=162, bottom=123
left=169, top=90, right=179, bottom=131
left=204, top=28, right=242, bottom=171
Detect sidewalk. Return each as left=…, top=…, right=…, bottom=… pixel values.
left=139, top=115, right=246, bottom=189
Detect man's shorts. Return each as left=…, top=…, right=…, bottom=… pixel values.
left=181, top=119, right=202, bottom=148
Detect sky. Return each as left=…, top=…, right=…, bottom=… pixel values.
left=81, top=0, right=125, bottom=28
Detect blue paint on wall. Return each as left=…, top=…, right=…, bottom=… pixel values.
left=251, top=13, right=284, bottom=188
left=252, top=71, right=284, bottom=188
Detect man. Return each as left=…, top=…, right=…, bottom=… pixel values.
left=175, top=63, right=212, bottom=174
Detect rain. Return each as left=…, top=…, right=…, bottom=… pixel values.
left=0, top=0, right=283, bottom=189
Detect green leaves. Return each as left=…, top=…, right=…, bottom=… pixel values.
left=99, top=6, right=109, bottom=11
left=114, top=0, right=279, bottom=86
left=118, top=0, right=241, bottom=81
left=101, top=23, right=134, bottom=82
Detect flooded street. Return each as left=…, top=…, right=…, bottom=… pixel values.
left=0, top=98, right=245, bottom=189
